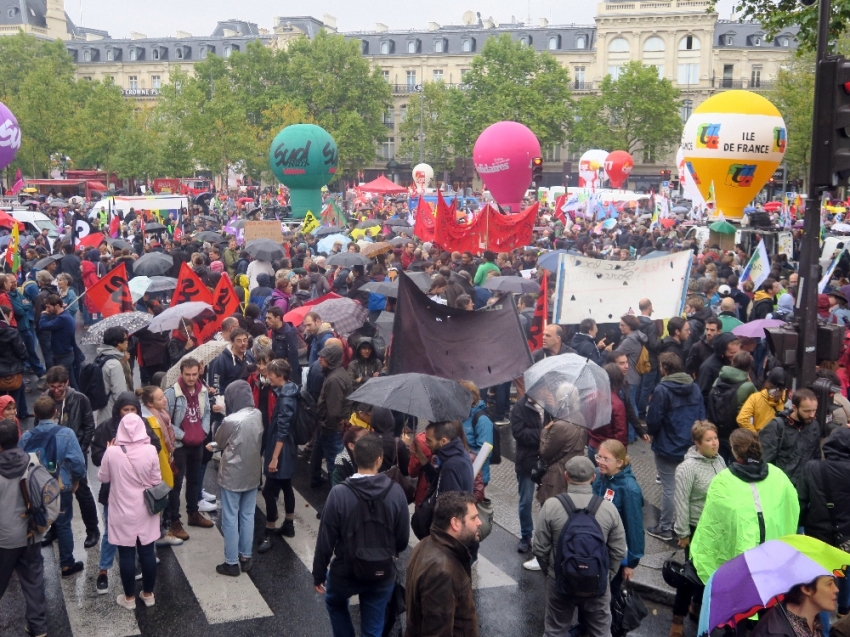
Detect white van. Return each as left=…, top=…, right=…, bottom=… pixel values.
left=9, top=210, right=60, bottom=247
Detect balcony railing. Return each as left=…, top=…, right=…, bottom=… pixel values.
left=711, top=78, right=775, bottom=91
left=389, top=82, right=467, bottom=95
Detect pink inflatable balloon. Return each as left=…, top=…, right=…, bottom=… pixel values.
left=473, top=121, right=541, bottom=212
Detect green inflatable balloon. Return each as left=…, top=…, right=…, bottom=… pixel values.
left=269, top=124, right=338, bottom=219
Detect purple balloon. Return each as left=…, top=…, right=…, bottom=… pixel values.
left=0, top=102, right=22, bottom=171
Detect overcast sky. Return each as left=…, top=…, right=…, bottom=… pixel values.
left=75, top=0, right=739, bottom=39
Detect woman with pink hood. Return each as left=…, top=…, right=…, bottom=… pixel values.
left=97, top=413, right=161, bottom=610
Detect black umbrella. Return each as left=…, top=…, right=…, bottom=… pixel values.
left=326, top=252, right=369, bottom=267
left=34, top=254, right=62, bottom=270
left=348, top=373, right=472, bottom=422
left=384, top=218, right=411, bottom=228
left=407, top=271, right=434, bottom=292
left=315, top=226, right=345, bottom=238
left=143, top=222, right=167, bottom=233
left=106, top=238, right=133, bottom=251
left=198, top=215, right=219, bottom=223
left=360, top=280, right=399, bottom=297
left=356, top=219, right=382, bottom=229
left=482, top=276, right=540, bottom=294
left=133, top=252, right=174, bottom=276
left=245, top=239, right=284, bottom=262
left=195, top=231, right=224, bottom=243
left=194, top=192, right=214, bottom=206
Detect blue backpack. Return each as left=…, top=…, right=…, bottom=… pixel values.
left=554, top=494, right=609, bottom=598
left=21, top=426, right=60, bottom=478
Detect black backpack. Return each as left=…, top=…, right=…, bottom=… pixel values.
left=341, top=482, right=396, bottom=581
left=79, top=354, right=110, bottom=411
left=706, top=379, right=746, bottom=438
left=292, top=388, right=317, bottom=446
left=472, top=411, right=501, bottom=465
left=554, top=494, right=609, bottom=598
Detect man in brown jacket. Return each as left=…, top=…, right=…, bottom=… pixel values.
left=405, top=491, right=481, bottom=637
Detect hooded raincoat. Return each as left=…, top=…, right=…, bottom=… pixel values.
left=673, top=446, right=726, bottom=539
left=216, top=380, right=263, bottom=492
left=647, top=372, right=706, bottom=462
left=592, top=464, right=645, bottom=568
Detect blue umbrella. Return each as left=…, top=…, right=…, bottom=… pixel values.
left=602, top=218, right=618, bottom=230
left=317, top=233, right=351, bottom=254
left=642, top=250, right=670, bottom=259
left=537, top=249, right=569, bottom=272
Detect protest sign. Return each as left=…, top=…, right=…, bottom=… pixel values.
left=243, top=220, right=283, bottom=243
left=552, top=251, right=692, bottom=325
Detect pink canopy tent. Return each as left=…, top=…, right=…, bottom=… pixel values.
left=359, top=175, right=408, bottom=194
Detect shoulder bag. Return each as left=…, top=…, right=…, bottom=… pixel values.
left=121, top=445, right=171, bottom=515
left=383, top=438, right=416, bottom=504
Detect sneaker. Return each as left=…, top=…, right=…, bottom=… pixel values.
left=169, top=520, right=190, bottom=541
left=187, top=512, right=214, bottom=528
left=523, top=557, right=542, bottom=571
left=197, top=499, right=218, bottom=513
left=156, top=533, right=184, bottom=546
left=494, top=418, right=509, bottom=426
left=139, top=592, right=155, bottom=607
left=216, top=562, right=240, bottom=577
left=257, top=531, right=273, bottom=554
left=201, top=490, right=217, bottom=502
left=116, top=595, right=136, bottom=610
left=655, top=475, right=661, bottom=484
left=61, top=561, right=84, bottom=577
left=240, top=558, right=253, bottom=573
left=517, top=537, right=531, bottom=553
left=134, top=565, right=142, bottom=581
left=647, top=525, right=674, bottom=541
left=96, top=573, right=109, bottom=595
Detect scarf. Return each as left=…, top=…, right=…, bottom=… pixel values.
left=151, top=406, right=176, bottom=455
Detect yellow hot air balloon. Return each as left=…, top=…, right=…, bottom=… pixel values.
left=681, top=91, right=786, bottom=220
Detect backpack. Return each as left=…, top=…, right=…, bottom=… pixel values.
left=635, top=346, right=651, bottom=375
left=21, top=426, right=60, bottom=482
left=309, top=280, right=320, bottom=300
left=554, top=494, right=609, bottom=598
left=341, top=481, right=397, bottom=581
left=19, top=454, right=60, bottom=538
left=292, top=387, right=317, bottom=446
left=472, top=411, right=501, bottom=465
left=79, top=354, right=110, bottom=411
left=706, top=379, right=746, bottom=438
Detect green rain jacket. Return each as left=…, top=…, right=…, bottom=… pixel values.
left=690, top=462, right=799, bottom=584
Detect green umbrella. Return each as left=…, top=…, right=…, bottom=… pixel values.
left=709, top=220, right=737, bottom=235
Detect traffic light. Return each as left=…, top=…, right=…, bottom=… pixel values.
left=811, top=55, right=850, bottom=188
left=531, top=157, right=543, bottom=186
left=659, top=169, right=671, bottom=180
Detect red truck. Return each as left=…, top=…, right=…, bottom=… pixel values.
left=152, top=178, right=212, bottom=196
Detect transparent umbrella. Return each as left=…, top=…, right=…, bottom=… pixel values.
left=523, top=353, right=611, bottom=429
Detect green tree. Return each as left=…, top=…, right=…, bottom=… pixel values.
left=768, top=53, right=815, bottom=189
left=570, top=61, right=682, bottom=161
left=448, top=34, right=574, bottom=157
left=397, top=82, right=455, bottom=171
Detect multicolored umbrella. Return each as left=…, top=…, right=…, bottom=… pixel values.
left=161, top=340, right=229, bottom=389
left=698, top=535, right=850, bottom=636
left=81, top=312, right=152, bottom=345
left=309, top=297, right=368, bottom=337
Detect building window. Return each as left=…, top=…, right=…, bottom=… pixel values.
left=382, top=70, right=390, bottom=83
left=680, top=99, right=693, bottom=123
left=679, top=35, right=700, bottom=50
left=200, top=46, right=208, bottom=59
left=576, top=35, right=587, bottom=49
left=7, top=7, right=19, bottom=17
left=129, top=48, right=137, bottom=61
left=406, top=70, right=417, bottom=88
left=400, top=104, right=407, bottom=122
left=224, top=45, right=232, bottom=57
left=407, top=40, right=419, bottom=54
left=722, top=63, right=734, bottom=87
left=462, top=38, right=475, bottom=53
left=151, top=75, right=161, bottom=89
left=461, top=68, right=470, bottom=79
left=519, top=35, right=532, bottom=47
left=176, top=48, right=184, bottom=59
left=725, top=35, right=734, bottom=46
left=574, top=66, right=586, bottom=89
left=83, top=50, right=91, bottom=62
left=780, top=37, right=790, bottom=47
left=653, top=64, right=664, bottom=79
left=643, top=36, right=665, bottom=52
left=379, top=138, right=395, bottom=160
left=152, top=48, right=160, bottom=60
left=751, top=65, right=762, bottom=87
left=677, top=63, right=699, bottom=85
left=383, top=109, right=394, bottom=125
left=434, top=39, right=445, bottom=53
left=433, top=69, right=444, bottom=82
left=361, top=40, right=369, bottom=54
left=609, top=37, right=629, bottom=53
left=129, top=76, right=138, bottom=90
left=380, top=41, right=390, bottom=55
left=548, top=35, right=560, bottom=50
left=608, top=65, right=622, bottom=80
left=753, top=36, right=761, bottom=46
left=82, top=76, right=92, bottom=81
left=544, top=145, right=561, bottom=162
left=106, top=49, right=114, bottom=61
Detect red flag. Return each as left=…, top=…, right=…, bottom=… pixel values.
left=552, top=195, right=567, bottom=225
left=172, top=262, right=213, bottom=306
left=197, top=275, right=241, bottom=342
left=108, top=214, right=120, bottom=239
left=78, top=232, right=105, bottom=249
left=412, top=195, right=435, bottom=243
left=527, top=271, right=548, bottom=351
left=86, top=262, right=133, bottom=317
left=173, top=225, right=183, bottom=242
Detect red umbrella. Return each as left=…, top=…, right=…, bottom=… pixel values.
left=359, top=175, right=408, bottom=195
left=238, top=197, right=254, bottom=205
left=763, top=201, right=782, bottom=212
left=78, top=232, right=106, bottom=249
left=659, top=218, right=677, bottom=229
left=283, top=291, right=342, bottom=326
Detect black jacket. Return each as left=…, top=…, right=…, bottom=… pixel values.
left=167, top=336, right=195, bottom=367
left=317, top=347, right=352, bottom=431
left=55, top=387, right=95, bottom=454
left=749, top=295, right=775, bottom=321
left=686, top=337, right=714, bottom=377
left=0, top=321, right=27, bottom=377
left=208, top=346, right=248, bottom=394
left=637, top=315, right=661, bottom=369
left=569, top=332, right=605, bottom=366
left=659, top=336, right=686, bottom=367
left=696, top=332, right=739, bottom=404
left=270, top=324, right=301, bottom=386
left=421, top=437, right=474, bottom=495
left=135, top=328, right=170, bottom=368
left=510, top=395, right=550, bottom=475
left=760, top=410, right=822, bottom=495
left=311, top=473, right=410, bottom=586
left=684, top=307, right=713, bottom=357
left=799, top=428, right=850, bottom=546
left=531, top=342, right=576, bottom=364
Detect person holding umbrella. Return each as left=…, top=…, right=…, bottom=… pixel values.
left=750, top=576, right=838, bottom=637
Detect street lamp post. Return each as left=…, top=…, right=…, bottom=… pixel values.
left=418, top=91, right=424, bottom=164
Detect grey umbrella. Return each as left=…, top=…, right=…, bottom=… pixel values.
left=230, top=219, right=247, bottom=230
left=34, top=254, right=62, bottom=270
left=349, top=373, right=472, bottom=422
left=143, top=222, right=168, bottom=233
left=107, top=238, right=133, bottom=251
left=482, top=276, right=540, bottom=294
left=315, top=226, right=344, bottom=238
left=147, top=301, right=213, bottom=333
left=671, top=206, right=690, bottom=214
left=81, top=312, right=152, bottom=345
left=355, top=219, right=382, bottom=229
left=245, top=239, right=284, bottom=262
left=389, top=236, right=407, bottom=247
left=360, top=280, right=399, bottom=297
left=374, top=311, right=394, bottom=343
left=161, top=340, right=229, bottom=389
left=384, top=218, right=411, bottom=228
left=326, top=252, right=369, bottom=267
left=133, top=252, right=174, bottom=276
left=49, top=199, right=67, bottom=207
left=195, top=231, right=225, bottom=243
left=147, top=276, right=178, bottom=292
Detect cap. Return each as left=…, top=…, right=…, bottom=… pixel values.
left=565, top=456, right=596, bottom=483
left=718, top=284, right=732, bottom=296
left=767, top=367, right=787, bottom=389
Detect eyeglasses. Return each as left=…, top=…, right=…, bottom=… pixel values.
left=595, top=455, right=613, bottom=464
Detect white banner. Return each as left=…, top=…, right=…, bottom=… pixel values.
left=552, top=251, right=693, bottom=324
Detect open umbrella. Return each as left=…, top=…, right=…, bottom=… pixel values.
left=348, top=373, right=472, bottom=422
left=671, top=206, right=690, bottom=214
left=360, top=280, right=399, bottom=297
left=143, top=222, right=167, bottom=233
left=106, top=238, right=133, bottom=251
left=194, top=231, right=225, bottom=243
left=389, top=236, right=408, bottom=247
left=146, top=276, right=178, bottom=293
left=698, top=535, right=850, bottom=636
left=731, top=318, right=786, bottom=338
left=198, top=215, right=219, bottom=223
left=314, top=226, right=345, bottom=238
left=374, top=311, right=394, bottom=343
left=317, top=233, right=351, bottom=254
left=537, top=250, right=569, bottom=272
left=161, top=340, right=229, bottom=389
left=482, top=276, right=540, bottom=294
left=133, top=252, right=174, bottom=276
left=283, top=292, right=342, bottom=326
left=763, top=201, right=782, bottom=212
left=49, top=199, right=67, bottom=207
left=384, top=218, right=411, bottom=228
left=194, top=193, right=214, bottom=206
left=20, top=200, right=39, bottom=206
left=356, top=219, right=382, bottom=230
left=230, top=219, right=247, bottom=230
left=81, top=312, right=152, bottom=345
left=523, top=353, right=612, bottom=428
left=147, top=301, right=213, bottom=333
left=245, top=239, right=284, bottom=262
left=309, top=297, right=368, bottom=337
left=326, top=252, right=369, bottom=267
left=129, top=276, right=153, bottom=301
left=832, top=223, right=850, bottom=233
left=33, top=254, right=62, bottom=270
left=709, top=220, right=737, bottom=235
left=360, top=241, right=394, bottom=259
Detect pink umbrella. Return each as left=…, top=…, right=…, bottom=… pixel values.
left=732, top=319, right=785, bottom=338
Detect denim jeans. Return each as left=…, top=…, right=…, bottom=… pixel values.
left=492, top=381, right=511, bottom=420
left=19, top=328, right=45, bottom=377
left=118, top=540, right=156, bottom=597
left=325, top=573, right=395, bottom=637
left=637, top=369, right=658, bottom=419
left=220, top=488, right=257, bottom=565
left=36, top=329, right=53, bottom=371
left=98, top=504, right=118, bottom=571
left=628, top=384, right=640, bottom=442
left=516, top=471, right=536, bottom=540
left=53, top=352, right=78, bottom=390
left=311, top=428, right=343, bottom=482
left=54, top=491, right=75, bottom=568
left=654, top=453, right=682, bottom=532
left=166, top=444, right=203, bottom=522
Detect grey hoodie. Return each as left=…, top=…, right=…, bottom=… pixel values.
left=0, top=447, right=61, bottom=548
left=215, top=380, right=263, bottom=492
left=94, top=345, right=129, bottom=424
left=673, top=445, right=726, bottom=539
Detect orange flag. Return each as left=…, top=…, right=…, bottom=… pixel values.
left=197, top=274, right=242, bottom=342
left=172, top=262, right=213, bottom=306
left=86, top=262, right=134, bottom=318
